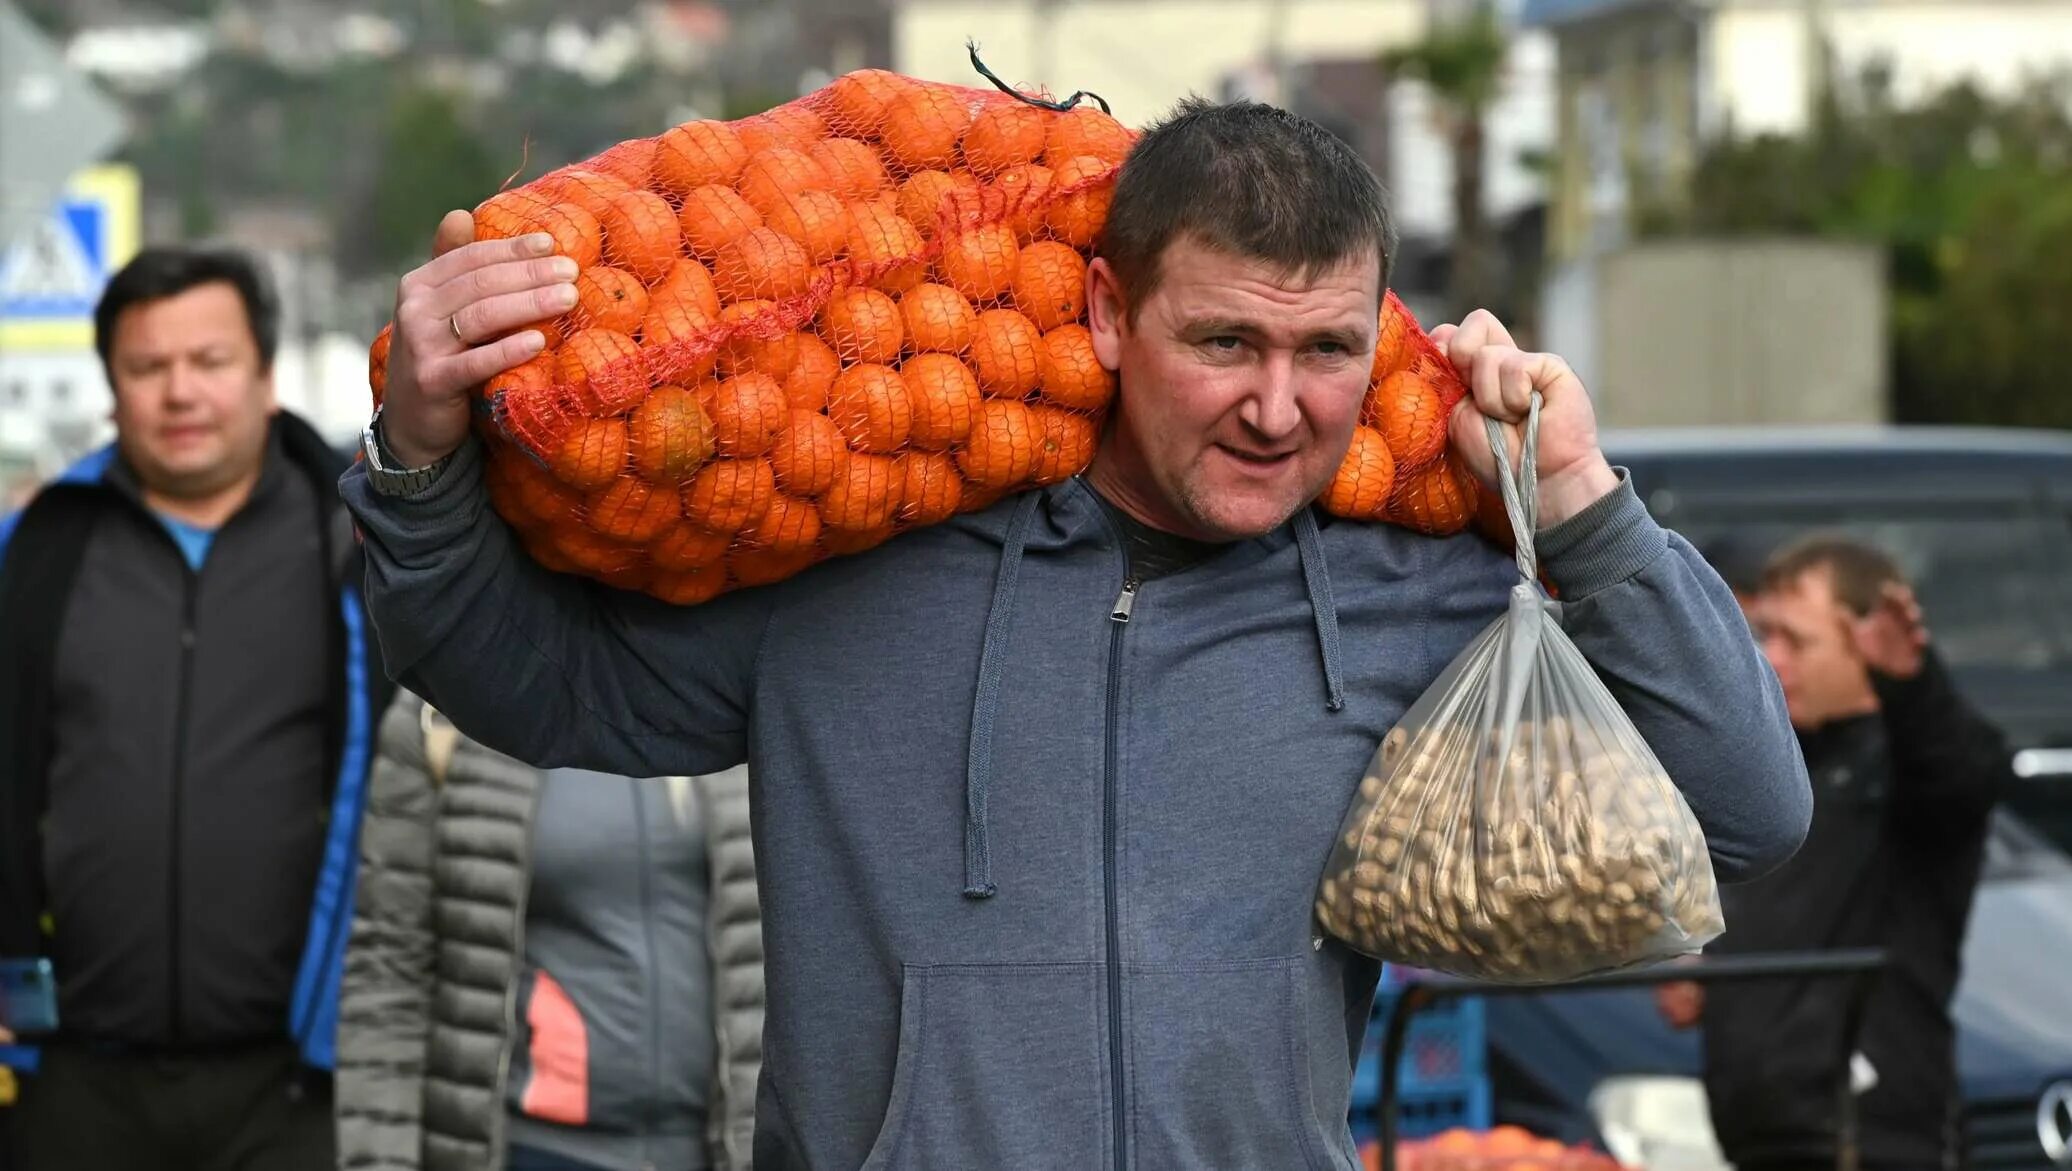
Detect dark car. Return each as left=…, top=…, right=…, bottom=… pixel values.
left=1457, top=426, right=2072, bottom=1171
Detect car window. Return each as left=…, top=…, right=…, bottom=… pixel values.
left=1656, top=500, right=2072, bottom=673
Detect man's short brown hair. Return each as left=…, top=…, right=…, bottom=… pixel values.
left=1762, top=534, right=1907, bottom=615
left=1098, top=97, right=1396, bottom=321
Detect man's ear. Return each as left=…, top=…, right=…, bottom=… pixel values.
left=1085, top=258, right=1126, bottom=373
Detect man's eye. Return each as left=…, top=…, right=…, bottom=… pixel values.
left=1313, top=341, right=1347, bottom=356
left=1205, top=336, right=1243, bottom=351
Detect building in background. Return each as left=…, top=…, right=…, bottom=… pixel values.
left=1511, top=0, right=2072, bottom=425
left=1526, top=0, right=2072, bottom=264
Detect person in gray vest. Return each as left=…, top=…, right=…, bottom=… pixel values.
left=334, top=691, right=762, bottom=1171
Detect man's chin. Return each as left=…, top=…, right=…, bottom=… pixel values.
left=1183, top=487, right=1314, bottom=541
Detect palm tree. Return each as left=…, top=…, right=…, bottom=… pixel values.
left=1381, top=3, right=1509, bottom=319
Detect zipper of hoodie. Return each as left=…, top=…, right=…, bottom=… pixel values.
left=1104, top=575, right=1138, bottom=1170
left=166, top=561, right=200, bottom=1045
left=635, top=780, right=663, bottom=1166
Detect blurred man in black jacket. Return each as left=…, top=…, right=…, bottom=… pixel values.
left=1659, top=535, right=2008, bottom=1171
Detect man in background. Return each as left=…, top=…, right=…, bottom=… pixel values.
left=0, top=247, right=391, bottom=1169
left=1659, top=535, right=2008, bottom=1171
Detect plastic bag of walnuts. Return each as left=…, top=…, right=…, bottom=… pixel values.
left=1315, top=396, right=1724, bottom=983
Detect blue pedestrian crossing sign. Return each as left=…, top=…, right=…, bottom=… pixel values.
left=0, top=164, right=140, bottom=351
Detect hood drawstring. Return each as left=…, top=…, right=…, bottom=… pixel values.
left=1293, top=507, right=1348, bottom=713
left=962, top=491, right=1042, bottom=899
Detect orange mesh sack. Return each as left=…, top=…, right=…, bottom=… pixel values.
left=365, top=66, right=1490, bottom=604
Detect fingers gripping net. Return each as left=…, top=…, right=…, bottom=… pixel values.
left=365, top=71, right=1489, bottom=603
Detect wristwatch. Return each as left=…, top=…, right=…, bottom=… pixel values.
left=361, top=406, right=456, bottom=497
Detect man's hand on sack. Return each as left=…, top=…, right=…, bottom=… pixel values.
left=375, top=211, right=580, bottom=469
left=1428, top=310, right=1619, bottom=528
left=1851, top=580, right=1930, bottom=680
left=1653, top=980, right=1704, bottom=1029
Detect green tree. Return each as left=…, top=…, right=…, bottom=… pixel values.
left=366, top=85, right=506, bottom=273
left=1656, top=71, right=2072, bottom=428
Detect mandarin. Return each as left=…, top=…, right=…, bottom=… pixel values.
left=1371, top=369, right=1451, bottom=466
left=628, top=384, right=717, bottom=484
left=818, top=452, right=899, bottom=532
left=738, top=148, right=832, bottom=217
left=938, top=222, right=1020, bottom=303
left=548, top=416, right=629, bottom=491
left=712, top=227, right=816, bottom=303
left=1044, top=105, right=1133, bottom=165
left=1036, top=324, right=1114, bottom=411
left=958, top=398, right=1040, bottom=489
left=782, top=334, right=840, bottom=410
left=737, top=105, right=828, bottom=155
left=896, top=169, right=980, bottom=238
left=556, top=328, right=645, bottom=416
left=650, top=523, right=732, bottom=573
left=819, top=287, right=904, bottom=365
left=846, top=202, right=928, bottom=293
left=900, top=283, right=977, bottom=354
left=598, top=189, right=682, bottom=283
left=651, top=258, right=722, bottom=320
left=652, top=119, right=750, bottom=192
left=827, top=363, right=914, bottom=453
left=705, top=372, right=791, bottom=458
left=681, top=457, right=776, bottom=534
left=650, top=565, right=729, bottom=605
left=1320, top=426, right=1395, bottom=520
left=826, top=69, right=917, bottom=135
left=969, top=309, right=1044, bottom=398
left=900, top=352, right=982, bottom=450
left=881, top=87, right=973, bottom=171
left=742, top=493, right=824, bottom=554
left=808, top=137, right=890, bottom=201
left=1031, top=405, right=1099, bottom=485
left=897, top=451, right=964, bottom=525
left=586, top=477, right=684, bottom=543
left=1013, top=241, right=1087, bottom=331
left=574, top=265, right=649, bottom=335
left=769, top=409, right=848, bottom=496
left=1045, top=155, right=1116, bottom=249
left=677, top=185, right=764, bottom=261
left=762, top=189, right=851, bottom=264
left=963, top=103, right=1049, bottom=176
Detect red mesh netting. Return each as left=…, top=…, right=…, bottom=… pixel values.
left=367, top=69, right=1492, bottom=604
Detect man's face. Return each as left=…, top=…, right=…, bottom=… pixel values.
left=1752, top=568, right=1875, bottom=730
left=108, top=281, right=276, bottom=502
left=1084, top=235, right=1378, bottom=540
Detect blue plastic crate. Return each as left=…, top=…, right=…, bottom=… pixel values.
left=1352, top=992, right=1486, bottom=1107
left=1392, top=1074, right=1493, bottom=1139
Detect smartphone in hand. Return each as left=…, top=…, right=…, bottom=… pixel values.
left=0, top=958, right=59, bottom=1037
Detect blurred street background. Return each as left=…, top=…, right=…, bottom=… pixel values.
left=5, top=0, right=2071, bottom=492
left=3, top=2, right=2070, bottom=1168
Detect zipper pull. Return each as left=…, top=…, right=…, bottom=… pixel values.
left=1111, top=579, right=1138, bottom=623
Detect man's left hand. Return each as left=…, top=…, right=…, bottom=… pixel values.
left=1429, top=310, right=1618, bottom=527
left=1852, top=581, right=1930, bottom=679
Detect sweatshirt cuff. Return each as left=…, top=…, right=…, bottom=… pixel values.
left=1535, top=469, right=1669, bottom=599
left=339, top=436, right=488, bottom=554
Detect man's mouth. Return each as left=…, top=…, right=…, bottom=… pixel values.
left=1215, top=444, right=1297, bottom=468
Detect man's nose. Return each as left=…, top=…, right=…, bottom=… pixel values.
left=163, top=360, right=204, bottom=405
left=1240, top=355, right=1302, bottom=439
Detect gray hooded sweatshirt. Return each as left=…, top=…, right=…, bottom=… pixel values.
left=339, top=438, right=1810, bottom=1171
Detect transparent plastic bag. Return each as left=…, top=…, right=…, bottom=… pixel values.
left=1315, top=396, right=1723, bottom=983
